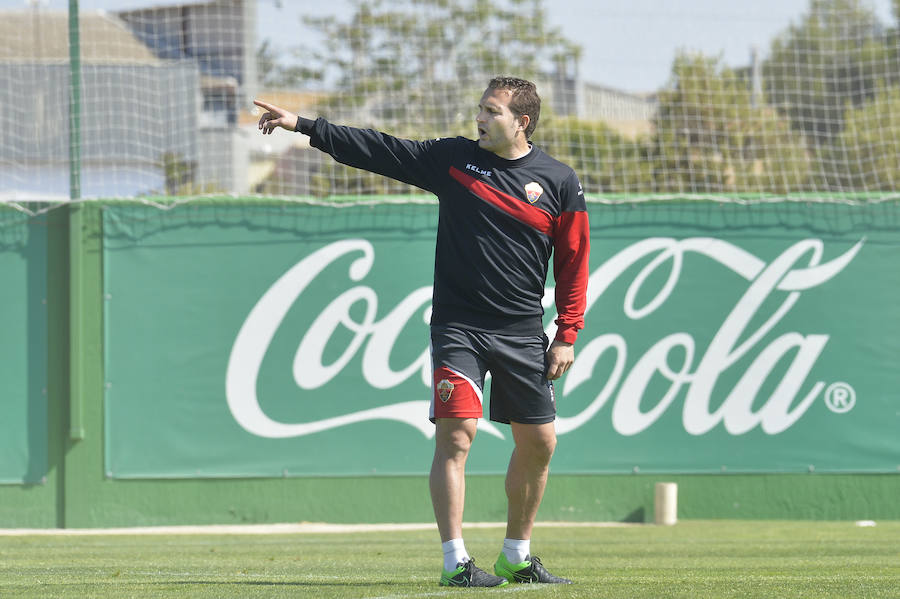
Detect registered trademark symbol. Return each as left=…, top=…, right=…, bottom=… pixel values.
left=824, top=382, right=856, bottom=414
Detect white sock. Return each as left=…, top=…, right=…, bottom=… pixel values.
left=442, top=538, right=469, bottom=572
left=503, top=538, right=530, bottom=564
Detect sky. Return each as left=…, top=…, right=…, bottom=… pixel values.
left=3, top=0, right=896, bottom=92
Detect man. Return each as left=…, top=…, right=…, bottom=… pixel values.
left=255, top=76, right=589, bottom=587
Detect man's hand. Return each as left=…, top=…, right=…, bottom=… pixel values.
left=545, top=340, right=574, bottom=380
left=254, top=99, right=298, bottom=135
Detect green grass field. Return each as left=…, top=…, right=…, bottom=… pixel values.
left=1, top=521, right=898, bottom=598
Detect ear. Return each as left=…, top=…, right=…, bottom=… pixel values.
left=517, top=114, right=530, bottom=135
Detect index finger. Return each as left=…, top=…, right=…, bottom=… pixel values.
left=253, top=99, right=275, bottom=112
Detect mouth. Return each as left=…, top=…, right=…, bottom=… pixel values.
left=477, top=126, right=488, bottom=139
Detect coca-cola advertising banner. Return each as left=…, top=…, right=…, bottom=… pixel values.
left=102, top=202, right=900, bottom=478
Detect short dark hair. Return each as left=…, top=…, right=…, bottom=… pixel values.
left=487, top=76, right=541, bottom=138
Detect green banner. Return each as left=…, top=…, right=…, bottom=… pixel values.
left=0, top=212, right=48, bottom=484
left=102, top=201, right=900, bottom=478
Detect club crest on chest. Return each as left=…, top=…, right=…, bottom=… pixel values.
left=524, top=181, right=544, bottom=204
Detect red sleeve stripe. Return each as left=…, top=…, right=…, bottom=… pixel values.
left=552, top=210, right=590, bottom=344
left=449, top=166, right=554, bottom=236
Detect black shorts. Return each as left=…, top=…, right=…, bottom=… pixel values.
left=429, top=325, right=556, bottom=425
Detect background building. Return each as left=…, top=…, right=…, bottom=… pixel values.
left=0, top=9, right=199, bottom=199
left=114, top=0, right=257, bottom=194
left=0, top=0, right=257, bottom=199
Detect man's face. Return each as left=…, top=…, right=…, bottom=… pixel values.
left=476, top=87, right=526, bottom=157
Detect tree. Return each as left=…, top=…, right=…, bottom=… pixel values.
left=762, top=0, right=890, bottom=158
left=156, top=152, right=221, bottom=196
left=295, top=0, right=579, bottom=131
left=256, top=40, right=323, bottom=89
left=537, top=117, right=654, bottom=194
left=272, top=0, right=580, bottom=196
left=886, top=0, right=900, bottom=88
left=830, top=85, right=900, bottom=191
left=653, top=53, right=810, bottom=194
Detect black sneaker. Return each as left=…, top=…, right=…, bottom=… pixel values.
left=440, top=558, right=510, bottom=587
left=494, top=553, right=572, bottom=584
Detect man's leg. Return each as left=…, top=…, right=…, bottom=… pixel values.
left=429, top=417, right=477, bottom=543
left=505, top=421, right=556, bottom=541
left=431, top=417, right=509, bottom=587
left=495, top=421, right=571, bottom=584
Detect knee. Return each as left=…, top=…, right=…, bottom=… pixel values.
left=434, top=421, right=475, bottom=461
left=442, top=429, right=473, bottom=455
left=538, top=434, right=557, bottom=462
left=517, top=430, right=556, bottom=464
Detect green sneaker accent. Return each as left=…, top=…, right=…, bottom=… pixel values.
left=494, top=552, right=572, bottom=584
left=440, top=563, right=468, bottom=587
left=493, top=552, right=531, bottom=583
left=440, top=558, right=509, bottom=587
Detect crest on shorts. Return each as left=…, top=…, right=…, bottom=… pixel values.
left=436, top=379, right=454, bottom=402
left=524, top=182, right=544, bottom=204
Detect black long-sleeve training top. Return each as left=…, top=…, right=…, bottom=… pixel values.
left=297, top=117, right=590, bottom=344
